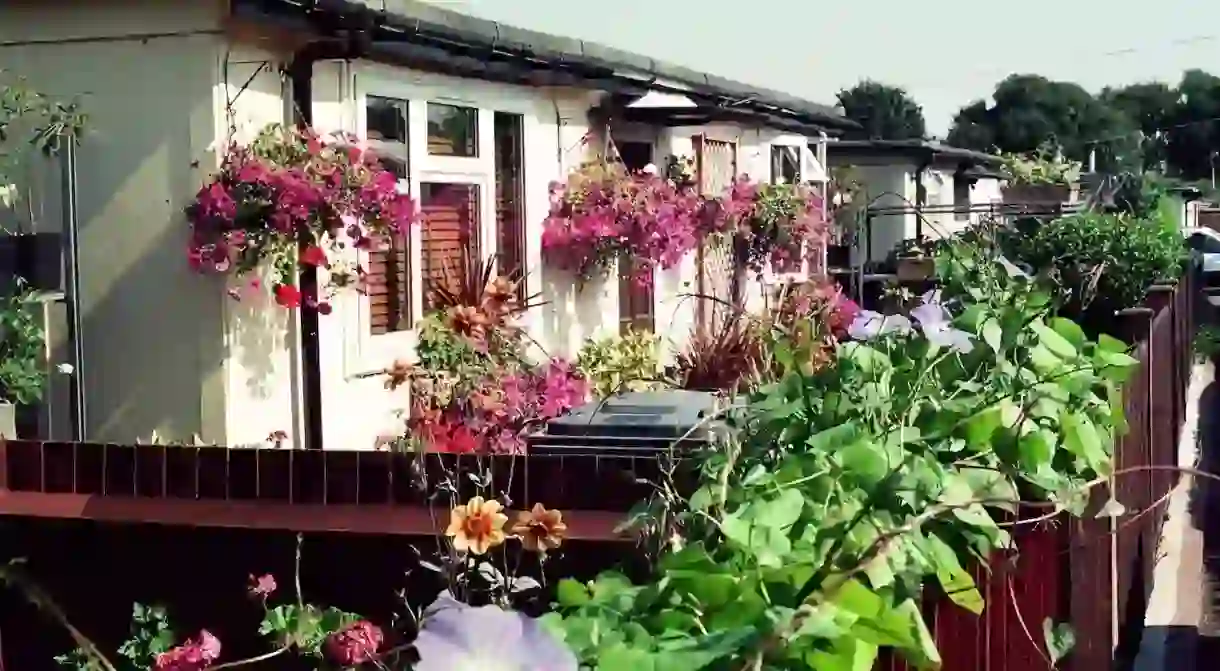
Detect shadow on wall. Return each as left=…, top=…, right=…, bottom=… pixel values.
left=228, top=270, right=291, bottom=404
left=538, top=263, right=606, bottom=359
left=2, top=34, right=228, bottom=443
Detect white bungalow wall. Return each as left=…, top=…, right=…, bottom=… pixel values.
left=0, top=1, right=833, bottom=450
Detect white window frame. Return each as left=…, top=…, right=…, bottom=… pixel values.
left=764, top=138, right=814, bottom=284
left=342, top=64, right=540, bottom=378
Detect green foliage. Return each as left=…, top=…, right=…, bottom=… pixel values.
left=999, top=142, right=1083, bottom=186
left=553, top=242, right=1135, bottom=668
left=55, top=603, right=175, bottom=671
left=1193, top=324, right=1220, bottom=361
left=836, top=80, right=927, bottom=141
left=576, top=328, right=662, bottom=397
left=947, top=74, right=1135, bottom=166
left=258, top=602, right=361, bottom=656
left=0, top=282, right=48, bottom=405
left=1013, top=209, right=1185, bottom=318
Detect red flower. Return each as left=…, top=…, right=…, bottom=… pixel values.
left=299, top=245, right=328, bottom=267
left=248, top=573, right=277, bottom=599
left=153, top=630, right=221, bottom=671
left=274, top=284, right=301, bottom=308
left=316, top=301, right=333, bottom=315
left=324, top=620, right=383, bottom=666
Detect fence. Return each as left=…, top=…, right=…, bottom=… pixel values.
left=0, top=269, right=1201, bottom=670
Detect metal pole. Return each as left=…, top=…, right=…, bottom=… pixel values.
left=60, top=141, right=86, bottom=441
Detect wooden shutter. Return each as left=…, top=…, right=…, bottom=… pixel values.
left=421, top=183, right=480, bottom=310
left=368, top=235, right=411, bottom=335
left=494, top=112, right=525, bottom=299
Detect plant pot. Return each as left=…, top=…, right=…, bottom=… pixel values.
left=0, top=402, right=16, bottom=439
left=1002, top=183, right=1074, bottom=207
left=896, top=256, right=935, bottom=282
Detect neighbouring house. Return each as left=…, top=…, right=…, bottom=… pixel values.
left=0, top=0, right=852, bottom=451
left=824, top=139, right=1004, bottom=265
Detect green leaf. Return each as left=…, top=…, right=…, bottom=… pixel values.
left=1094, top=348, right=1139, bottom=383
left=1097, top=333, right=1128, bottom=353
left=556, top=579, right=590, bottom=608
left=1049, top=317, right=1086, bottom=351
left=1062, top=412, right=1108, bottom=471
left=982, top=317, right=1003, bottom=352
left=809, top=423, right=862, bottom=452
left=924, top=534, right=984, bottom=614
left=1032, top=321, right=1078, bottom=360
left=1043, top=618, right=1076, bottom=664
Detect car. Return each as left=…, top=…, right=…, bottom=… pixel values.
left=1183, top=226, right=1220, bottom=274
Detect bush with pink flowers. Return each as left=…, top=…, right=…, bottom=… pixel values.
left=541, top=161, right=705, bottom=286
left=186, top=123, right=417, bottom=310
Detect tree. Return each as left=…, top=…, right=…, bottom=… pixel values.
left=836, top=80, right=927, bottom=141
left=1164, top=69, right=1220, bottom=181
left=1101, top=82, right=1178, bottom=171
left=946, top=74, right=1136, bottom=167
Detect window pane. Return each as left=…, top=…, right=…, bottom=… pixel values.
left=420, top=182, right=480, bottom=310
left=367, top=95, right=407, bottom=143
left=427, top=103, right=478, bottom=157
left=771, top=145, right=800, bottom=184
left=494, top=112, right=525, bottom=297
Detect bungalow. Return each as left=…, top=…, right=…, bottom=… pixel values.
left=824, top=139, right=1004, bottom=266
left=0, top=0, right=852, bottom=451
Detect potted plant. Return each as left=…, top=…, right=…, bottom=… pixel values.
left=0, top=281, right=48, bottom=437
left=999, top=142, right=1082, bottom=206
left=0, top=76, right=83, bottom=291
left=892, top=238, right=937, bottom=281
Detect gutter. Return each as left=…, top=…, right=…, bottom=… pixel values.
left=285, top=9, right=375, bottom=451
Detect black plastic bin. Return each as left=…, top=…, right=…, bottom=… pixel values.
left=526, top=391, right=728, bottom=510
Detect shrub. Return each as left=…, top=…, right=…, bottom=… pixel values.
left=1017, top=209, right=1184, bottom=318
left=575, top=328, right=662, bottom=398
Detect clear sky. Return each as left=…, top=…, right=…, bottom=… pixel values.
left=422, top=0, right=1220, bottom=136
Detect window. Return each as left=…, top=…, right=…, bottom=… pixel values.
left=771, top=145, right=800, bottom=185
left=427, top=103, right=478, bottom=157
left=693, top=135, right=736, bottom=196
left=420, top=182, right=481, bottom=311
left=954, top=178, right=972, bottom=222
left=365, top=95, right=411, bottom=334
left=617, top=141, right=656, bottom=333
left=494, top=112, right=526, bottom=298
left=617, top=141, right=653, bottom=172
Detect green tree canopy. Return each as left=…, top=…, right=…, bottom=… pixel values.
left=1101, top=81, right=1178, bottom=170
left=946, top=74, right=1136, bottom=167
left=836, top=80, right=927, bottom=141
left=1164, top=69, right=1220, bottom=180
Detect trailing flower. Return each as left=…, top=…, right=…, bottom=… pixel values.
left=708, top=175, right=829, bottom=274
left=541, top=161, right=705, bottom=285
left=186, top=123, right=418, bottom=310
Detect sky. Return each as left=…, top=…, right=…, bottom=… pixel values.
left=420, top=0, right=1220, bottom=136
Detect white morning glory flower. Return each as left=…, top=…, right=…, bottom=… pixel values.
left=413, top=593, right=577, bottom=671
left=911, top=291, right=974, bottom=354
left=847, top=310, right=912, bottom=341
